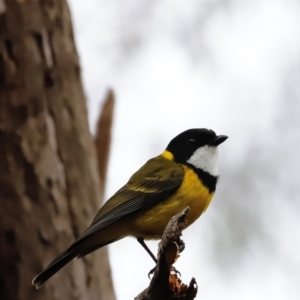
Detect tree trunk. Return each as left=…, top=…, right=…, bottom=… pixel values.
left=0, top=1, right=116, bottom=300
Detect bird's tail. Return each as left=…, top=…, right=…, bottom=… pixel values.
left=31, top=236, right=122, bottom=288
left=32, top=249, right=78, bottom=289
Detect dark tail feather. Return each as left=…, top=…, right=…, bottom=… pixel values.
left=32, top=250, right=77, bottom=289
left=32, top=237, right=123, bottom=288
left=76, top=237, right=123, bottom=258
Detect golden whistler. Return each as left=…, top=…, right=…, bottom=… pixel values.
left=32, top=128, right=228, bottom=288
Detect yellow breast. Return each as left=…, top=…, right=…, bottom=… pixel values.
left=131, top=165, right=214, bottom=239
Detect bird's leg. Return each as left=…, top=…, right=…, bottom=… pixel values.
left=137, top=238, right=157, bottom=263
left=137, top=238, right=181, bottom=278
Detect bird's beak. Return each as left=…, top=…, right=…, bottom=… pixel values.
left=208, top=135, right=228, bottom=146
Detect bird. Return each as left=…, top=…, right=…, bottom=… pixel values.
left=32, top=128, right=227, bottom=288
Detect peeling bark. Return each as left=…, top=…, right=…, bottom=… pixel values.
left=0, top=1, right=116, bottom=300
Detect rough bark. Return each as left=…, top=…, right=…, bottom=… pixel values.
left=135, top=208, right=198, bottom=300
left=0, top=1, right=116, bottom=300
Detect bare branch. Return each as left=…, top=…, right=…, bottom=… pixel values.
left=135, top=207, right=198, bottom=300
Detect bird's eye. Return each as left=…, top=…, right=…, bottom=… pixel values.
left=187, top=138, right=195, bottom=146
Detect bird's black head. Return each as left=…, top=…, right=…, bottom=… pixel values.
left=166, top=128, right=227, bottom=165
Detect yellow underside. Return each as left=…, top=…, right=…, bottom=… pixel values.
left=131, top=164, right=214, bottom=239
left=81, top=151, right=215, bottom=249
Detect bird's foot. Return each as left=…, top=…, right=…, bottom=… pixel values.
left=171, top=265, right=181, bottom=277
left=148, top=265, right=181, bottom=279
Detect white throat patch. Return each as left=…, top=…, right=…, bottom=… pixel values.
left=187, top=146, right=219, bottom=176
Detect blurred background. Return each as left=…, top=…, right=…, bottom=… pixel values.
left=68, top=0, right=300, bottom=299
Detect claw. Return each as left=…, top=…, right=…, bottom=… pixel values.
left=178, top=241, right=185, bottom=253
left=148, top=266, right=156, bottom=279
left=171, top=266, right=181, bottom=277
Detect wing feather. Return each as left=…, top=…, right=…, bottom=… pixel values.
left=74, top=156, right=184, bottom=244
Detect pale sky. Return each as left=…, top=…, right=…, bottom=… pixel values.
left=68, top=1, right=300, bottom=299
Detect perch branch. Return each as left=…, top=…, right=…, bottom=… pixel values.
left=135, top=207, right=198, bottom=300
